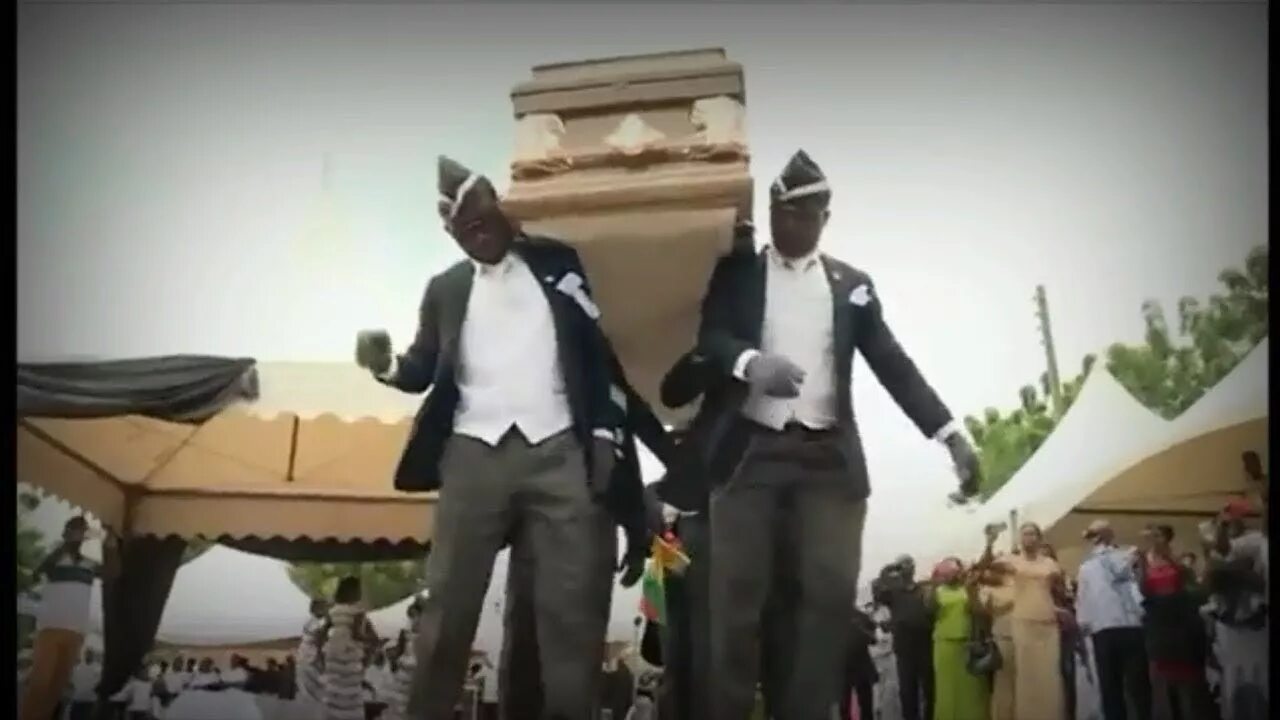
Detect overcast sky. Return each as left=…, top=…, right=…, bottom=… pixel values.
left=19, top=1, right=1266, bottom=616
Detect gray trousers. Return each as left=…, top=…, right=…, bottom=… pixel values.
left=709, top=425, right=868, bottom=720
left=498, top=506, right=618, bottom=719
left=662, top=513, right=713, bottom=720
left=408, top=429, right=614, bottom=720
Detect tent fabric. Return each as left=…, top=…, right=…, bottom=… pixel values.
left=219, top=536, right=428, bottom=564
left=95, top=536, right=187, bottom=718
left=934, top=338, right=1269, bottom=573
left=16, top=358, right=435, bottom=545
left=18, top=355, right=258, bottom=422
left=89, top=545, right=316, bottom=647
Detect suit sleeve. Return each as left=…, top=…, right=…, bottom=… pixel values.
left=659, top=351, right=710, bottom=410
left=853, top=274, right=955, bottom=440
left=604, top=341, right=676, bottom=466
left=696, top=252, right=758, bottom=381
left=377, top=277, right=440, bottom=394
left=567, top=252, right=626, bottom=442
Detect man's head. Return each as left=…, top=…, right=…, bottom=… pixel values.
left=894, top=554, right=915, bottom=579
left=309, top=599, right=327, bottom=618
left=769, top=149, right=831, bottom=259
left=84, top=649, right=98, bottom=665
left=186, top=659, right=197, bottom=671
left=1221, top=497, right=1254, bottom=536
left=63, top=516, right=89, bottom=544
left=437, top=155, right=514, bottom=265
left=1180, top=551, right=1198, bottom=572
left=1083, top=518, right=1114, bottom=546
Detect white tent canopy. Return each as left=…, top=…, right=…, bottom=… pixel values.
left=1163, top=337, right=1268, bottom=443
left=89, top=545, right=313, bottom=646
left=925, top=338, right=1268, bottom=570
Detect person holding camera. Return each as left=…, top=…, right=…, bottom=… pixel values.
left=873, top=555, right=935, bottom=720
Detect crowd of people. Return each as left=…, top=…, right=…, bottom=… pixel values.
left=17, top=145, right=1269, bottom=720
left=841, top=499, right=1268, bottom=720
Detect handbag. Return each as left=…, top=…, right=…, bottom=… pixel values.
left=965, top=605, right=1003, bottom=675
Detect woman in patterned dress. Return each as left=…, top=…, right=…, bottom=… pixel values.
left=320, top=577, right=379, bottom=720
left=382, top=596, right=424, bottom=720
left=296, top=599, right=329, bottom=705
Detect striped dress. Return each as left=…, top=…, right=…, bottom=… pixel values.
left=296, top=616, right=326, bottom=703
left=382, top=625, right=417, bottom=720
left=321, top=603, right=367, bottom=720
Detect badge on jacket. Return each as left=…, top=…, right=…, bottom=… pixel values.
left=554, top=271, right=602, bottom=319
left=849, top=283, right=873, bottom=307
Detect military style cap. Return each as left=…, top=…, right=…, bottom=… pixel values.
left=770, top=149, right=831, bottom=207
left=437, top=155, right=492, bottom=220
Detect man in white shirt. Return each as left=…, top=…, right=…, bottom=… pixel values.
left=66, top=649, right=100, bottom=720
left=163, top=657, right=189, bottom=699
left=22, top=517, right=119, bottom=720
left=1075, top=519, right=1151, bottom=720
left=354, top=156, right=631, bottom=720
left=692, top=150, right=981, bottom=720
left=109, top=667, right=156, bottom=720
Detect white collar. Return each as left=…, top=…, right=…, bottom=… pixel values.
left=765, top=244, right=821, bottom=271
left=472, top=250, right=521, bottom=277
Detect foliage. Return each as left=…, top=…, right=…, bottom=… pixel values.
left=965, top=245, right=1268, bottom=499
left=964, top=354, right=1096, bottom=498
left=17, top=490, right=47, bottom=651
left=16, top=490, right=47, bottom=599
left=287, top=560, right=425, bottom=611
left=182, top=538, right=214, bottom=565
left=1106, top=245, right=1268, bottom=419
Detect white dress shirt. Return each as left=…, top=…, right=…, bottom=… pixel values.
left=1075, top=544, right=1144, bottom=634
left=731, top=245, right=962, bottom=442
left=734, top=246, right=838, bottom=430
left=452, top=252, right=575, bottom=446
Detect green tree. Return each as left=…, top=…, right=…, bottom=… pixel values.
left=182, top=538, right=214, bottom=564
left=1107, top=245, right=1268, bottom=419
left=17, top=490, right=47, bottom=651
left=287, top=560, right=425, bottom=610
left=17, top=490, right=47, bottom=598
left=964, top=353, right=1096, bottom=498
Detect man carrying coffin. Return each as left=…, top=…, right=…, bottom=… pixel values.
left=694, top=150, right=982, bottom=720
left=354, top=155, right=625, bottom=720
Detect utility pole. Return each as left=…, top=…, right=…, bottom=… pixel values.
left=1035, top=284, right=1063, bottom=413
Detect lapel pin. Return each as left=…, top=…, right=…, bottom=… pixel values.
left=849, top=283, right=873, bottom=307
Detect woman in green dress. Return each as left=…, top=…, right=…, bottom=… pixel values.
left=929, top=557, right=990, bottom=720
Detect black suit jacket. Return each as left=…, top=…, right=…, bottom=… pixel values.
left=601, top=346, right=678, bottom=548
left=379, top=234, right=626, bottom=492
left=693, top=242, right=954, bottom=501
left=648, top=350, right=728, bottom=514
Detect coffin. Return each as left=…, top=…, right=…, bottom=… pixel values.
left=503, top=48, right=754, bottom=420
